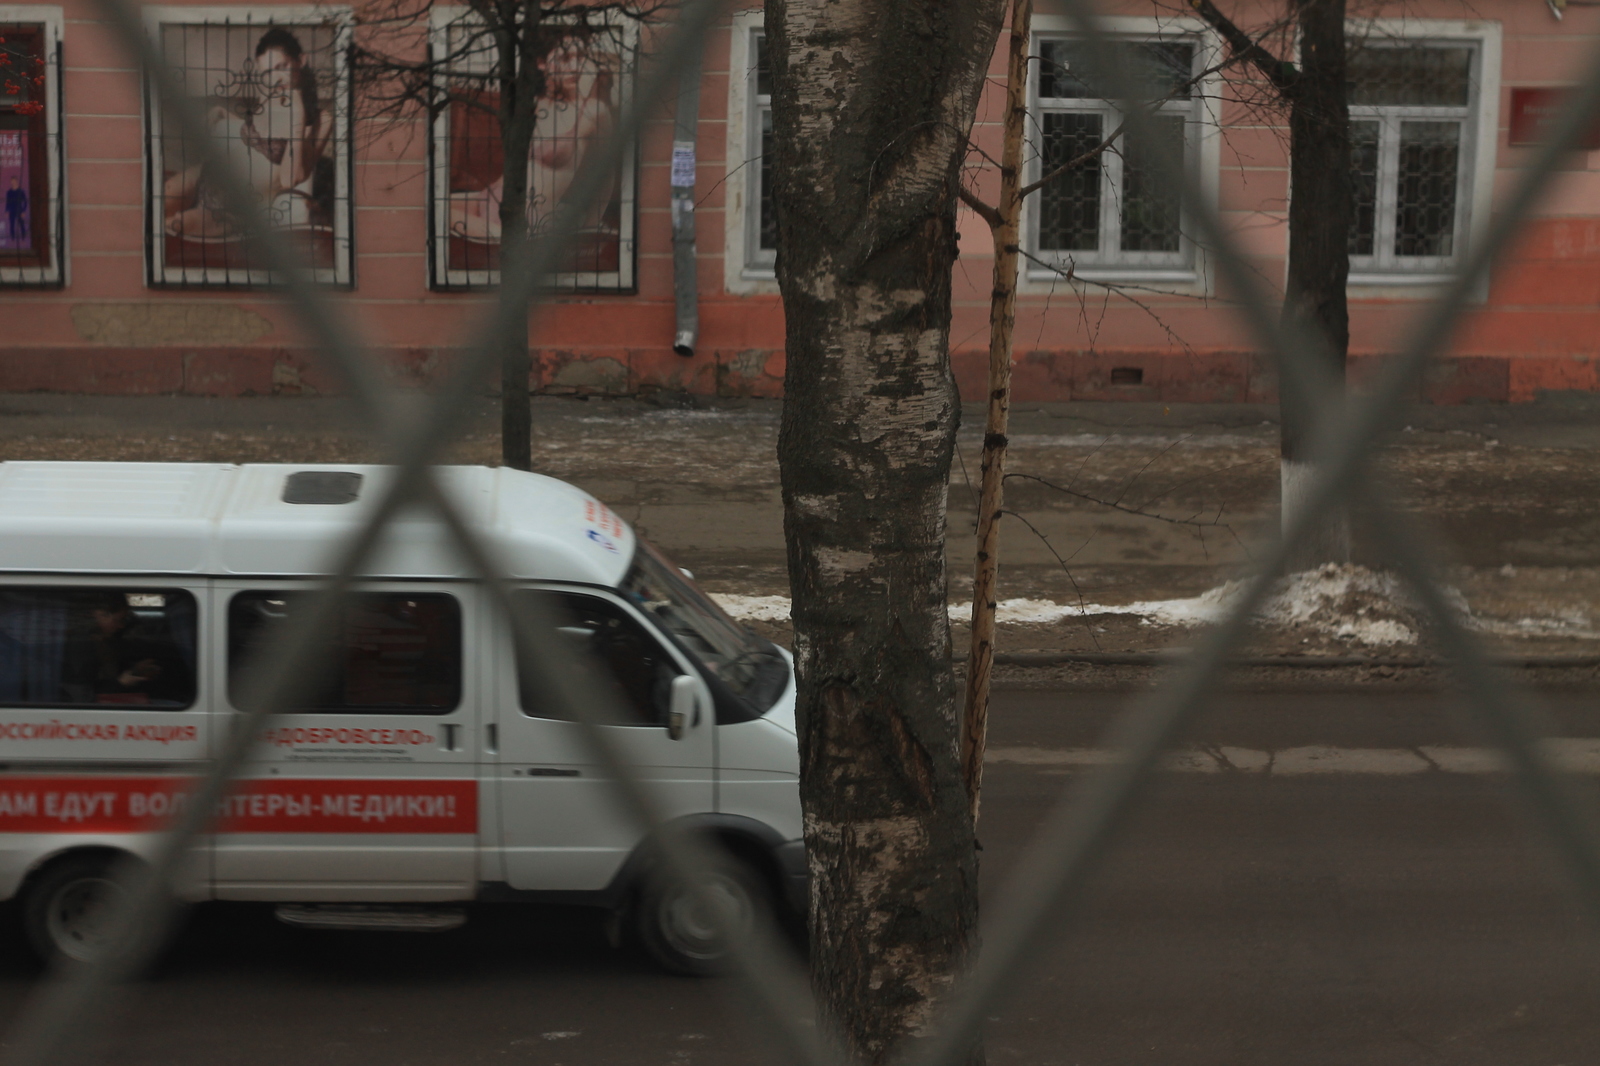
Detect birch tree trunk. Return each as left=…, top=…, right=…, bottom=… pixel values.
left=765, top=0, right=1005, bottom=1060
left=962, top=0, right=1030, bottom=824
left=1280, top=0, right=1352, bottom=569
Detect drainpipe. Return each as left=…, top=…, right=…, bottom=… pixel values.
left=670, top=34, right=703, bottom=357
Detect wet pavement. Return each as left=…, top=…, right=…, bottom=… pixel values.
left=2, top=687, right=1598, bottom=1065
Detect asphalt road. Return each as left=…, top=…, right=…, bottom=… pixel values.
left=3, top=687, right=1600, bottom=1066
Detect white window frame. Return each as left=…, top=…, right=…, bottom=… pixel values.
left=0, top=4, right=64, bottom=287
left=724, top=8, right=775, bottom=294
left=1344, top=18, right=1500, bottom=292
left=1021, top=15, right=1221, bottom=296
left=142, top=5, right=353, bottom=287
left=427, top=4, right=638, bottom=292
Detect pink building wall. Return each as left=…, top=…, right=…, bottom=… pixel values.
left=1, top=0, right=1599, bottom=403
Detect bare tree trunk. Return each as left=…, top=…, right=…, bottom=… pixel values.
left=1280, top=0, right=1351, bottom=569
left=494, top=0, right=543, bottom=471
left=961, top=0, right=1030, bottom=824
left=765, top=0, right=1005, bottom=1060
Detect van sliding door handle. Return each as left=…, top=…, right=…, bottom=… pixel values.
left=441, top=723, right=460, bottom=751
left=486, top=723, right=498, bottom=754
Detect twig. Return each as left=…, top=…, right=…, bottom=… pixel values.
left=1007, top=471, right=1239, bottom=531
left=994, top=509, right=1102, bottom=651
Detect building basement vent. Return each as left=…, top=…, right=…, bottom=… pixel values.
left=283, top=471, right=364, bottom=505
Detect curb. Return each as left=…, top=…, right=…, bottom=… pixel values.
left=976, top=651, right=1600, bottom=669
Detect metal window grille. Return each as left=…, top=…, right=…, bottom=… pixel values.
left=143, top=12, right=354, bottom=287
left=1031, top=36, right=1198, bottom=271
left=12, top=1, right=1600, bottom=1065
left=1347, top=42, right=1476, bottom=273
left=427, top=14, right=637, bottom=292
left=0, top=26, right=63, bottom=287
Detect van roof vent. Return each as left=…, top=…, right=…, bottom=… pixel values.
left=283, top=471, right=364, bottom=505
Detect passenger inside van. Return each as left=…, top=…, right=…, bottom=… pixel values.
left=65, top=593, right=194, bottom=707
left=0, top=588, right=196, bottom=709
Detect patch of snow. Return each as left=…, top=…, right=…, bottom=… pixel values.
left=714, top=564, right=1600, bottom=647
left=711, top=594, right=794, bottom=623
left=715, top=564, right=1449, bottom=646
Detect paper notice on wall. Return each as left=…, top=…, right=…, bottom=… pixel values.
left=671, top=141, right=696, bottom=190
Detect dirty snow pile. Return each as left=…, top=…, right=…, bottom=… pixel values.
left=713, top=564, right=1456, bottom=647
left=1246, top=563, right=1447, bottom=646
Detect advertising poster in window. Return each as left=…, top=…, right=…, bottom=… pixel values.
left=433, top=21, right=635, bottom=290
left=148, top=15, right=350, bottom=285
left=1, top=22, right=56, bottom=284
left=0, top=129, right=28, bottom=251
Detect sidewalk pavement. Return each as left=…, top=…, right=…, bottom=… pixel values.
left=4, top=390, right=1600, bottom=664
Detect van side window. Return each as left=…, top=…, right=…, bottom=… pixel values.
left=515, top=591, right=681, bottom=726
left=228, top=592, right=461, bottom=714
left=0, top=587, right=198, bottom=709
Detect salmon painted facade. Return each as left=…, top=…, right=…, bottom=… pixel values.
left=1, top=0, right=1599, bottom=403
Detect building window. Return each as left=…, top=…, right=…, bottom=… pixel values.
left=722, top=12, right=775, bottom=293
left=746, top=30, right=775, bottom=274
left=1348, top=42, right=1477, bottom=275
left=0, top=11, right=62, bottom=287
left=1029, top=36, right=1201, bottom=276
left=144, top=8, right=352, bottom=287
left=428, top=12, right=636, bottom=292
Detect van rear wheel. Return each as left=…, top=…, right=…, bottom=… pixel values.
left=22, top=854, right=131, bottom=968
left=635, top=859, right=768, bottom=977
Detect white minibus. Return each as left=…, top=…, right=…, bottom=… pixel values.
left=0, top=462, right=802, bottom=974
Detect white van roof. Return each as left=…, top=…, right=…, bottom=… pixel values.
left=0, top=462, right=636, bottom=583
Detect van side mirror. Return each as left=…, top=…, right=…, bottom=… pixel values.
left=667, top=674, right=698, bottom=740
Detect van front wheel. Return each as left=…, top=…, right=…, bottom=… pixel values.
left=22, top=854, right=131, bottom=968
left=635, top=860, right=767, bottom=977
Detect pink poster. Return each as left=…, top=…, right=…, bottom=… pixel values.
left=0, top=130, right=30, bottom=251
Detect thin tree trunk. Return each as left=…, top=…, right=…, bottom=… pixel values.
left=962, top=0, right=1030, bottom=824
left=766, top=0, right=1005, bottom=1060
left=495, top=0, right=543, bottom=472
left=1280, top=0, right=1351, bottom=568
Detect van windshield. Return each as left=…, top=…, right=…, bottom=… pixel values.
left=620, top=540, right=788, bottom=716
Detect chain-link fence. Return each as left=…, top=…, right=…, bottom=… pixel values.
left=6, top=0, right=1600, bottom=1062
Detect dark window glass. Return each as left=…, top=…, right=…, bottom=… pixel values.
left=1120, top=115, right=1184, bottom=252
left=755, top=32, right=771, bottom=98
left=754, top=34, right=777, bottom=254
left=1039, top=40, right=1194, bottom=101
left=228, top=591, right=460, bottom=714
left=1039, top=111, right=1104, bottom=251
left=1, top=24, right=53, bottom=280
left=516, top=591, right=681, bottom=727
left=1349, top=45, right=1472, bottom=108
left=0, top=588, right=197, bottom=709
left=1395, top=120, right=1460, bottom=257
left=759, top=109, right=777, bottom=251
left=620, top=539, right=786, bottom=713
left=1349, top=120, right=1380, bottom=256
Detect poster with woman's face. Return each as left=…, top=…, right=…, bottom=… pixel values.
left=151, top=19, right=349, bottom=285
left=435, top=23, right=634, bottom=290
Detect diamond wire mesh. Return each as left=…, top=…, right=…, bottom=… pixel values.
left=6, top=0, right=1600, bottom=1064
